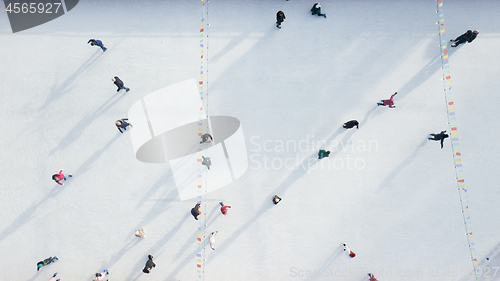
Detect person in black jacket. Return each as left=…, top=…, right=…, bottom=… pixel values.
left=112, top=76, right=130, bottom=92
left=143, top=255, right=156, bottom=274
left=450, top=30, right=479, bottom=47
left=343, top=120, right=359, bottom=129
left=115, top=118, right=132, bottom=133
left=276, top=11, right=286, bottom=29
left=200, top=133, right=213, bottom=144
left=311, top=3, right=326, bottom=18
left=191, top=203, right=201, bottom=220
left=428, top=130, right=449, bottom=149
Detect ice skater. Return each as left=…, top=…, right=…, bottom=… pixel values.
left=87, top=39, right=107, bottom=52
left=428, top=130, right=449, bottom=149
left=276, top=11, right=286, bottom=29
left=219, top=202, right=231, bottom=216
left=112, top=76, right=130, bottom=92
left=377, top=92, right=397, bottom=108
left=202, top=156, right=211, bottom=170
left=450, top=30, right=479, bottom=47
left=52, top=170, right=72, bottom=185
left=115, top=118, right=132, bottom=133
left=272, top=195, right=282, bottom=205
left=37, top=256, right=58, bottom=272
left=343, top=244, right=356, bottom=259
left=135, top=228, right=145, bottom=238
left=93, top=270, right=109, bottom=281
left=191, top=203, right=201, bottom=220
left=142, top=255, right=156, bottom=274
left=368, top=273, right=378, bottom=281
left=200, top=133, right=213, bottom=144
left=48, top=272, right=60, bottom=281
left=343, top=120, right=359, bottom=129
left=318, top=149, right=330, bottom=159
left=311, top=3, right=326, bottom=18
left=209, top=231, right=218, bottom=250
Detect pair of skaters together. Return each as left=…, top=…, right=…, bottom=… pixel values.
left=276, top=2, right=327, bottom=29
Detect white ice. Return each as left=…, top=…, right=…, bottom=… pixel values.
left=1, top=0, right=500, bottom=280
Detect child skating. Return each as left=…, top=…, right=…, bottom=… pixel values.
left=52, top=170, right=72, bottom=185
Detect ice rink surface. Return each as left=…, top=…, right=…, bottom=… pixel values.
left=1, top=0, right=500, bottom=280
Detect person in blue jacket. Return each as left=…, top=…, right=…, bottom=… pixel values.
left=87, top=39, right=107, bottom=52
left=115, top=118, right=132, bottom=133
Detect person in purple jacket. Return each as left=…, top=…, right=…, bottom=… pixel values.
left=377, top=92, right=397, bottom=108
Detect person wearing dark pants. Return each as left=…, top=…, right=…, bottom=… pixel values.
left=428, top=130, right=449, bottom=149
left=311, top=3, right=326, bottom=18
left=143, top=255, right=156, bottom=274
left=87, top=39, right=107, bottom=52
left=450, top=30, right=479, bottom=47
left=115, top=118, right=132, bottom=133
left=112, top=76, right=130, bottom=92
left=276, top=11, right=286, bottom=29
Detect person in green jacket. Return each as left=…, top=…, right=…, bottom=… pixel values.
left=311, top=3, right=326, bottom=18
left=318, top=150, right=330, bottom=159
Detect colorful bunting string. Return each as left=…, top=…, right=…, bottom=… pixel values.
left=195, top=0, right=207, bottom=279
left=437, top=1, right=479, bottom=280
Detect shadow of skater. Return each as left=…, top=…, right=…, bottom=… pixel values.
left=50, top=93, right=123, bottom=153
left=376, top=139, right=427, bottom=192
left=0, top=186, right=65, bottom=244
left=70, top=134, right=120, bottom=177
left=41, top=51, right=102, bottom=109
left=305, top=245, right=343, bottom=281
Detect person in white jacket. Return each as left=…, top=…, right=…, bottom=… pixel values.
left=209, top=231, right=218, bottom=250
left=93, top=269, right=109, bottom=281
left=343, top=244, right=356, bottom=259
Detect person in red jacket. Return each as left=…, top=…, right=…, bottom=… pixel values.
left=368, top=273, right=377, bottom=281
left=219, top=202, right=231, bottom=215
left=52, top=170, right=72, bottom=185
left=377, top=92, right=397, bottom=108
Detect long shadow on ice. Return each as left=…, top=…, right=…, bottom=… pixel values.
left=135, top=169, right=174, bottom=209
left=0, top=185, right=65, bottom=244
left=50, top=93, right=123, bottom=153
left=395, top=40, right=461, bottom=102
left=41, top=51, right=102, bottom=109
left=126, top=213, right=191, bottom=280
left=70, top=134, right=120, bottom=177
left=305, top=245, right=344, bottom=281
left=376, top=139, right=427, bottom=192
